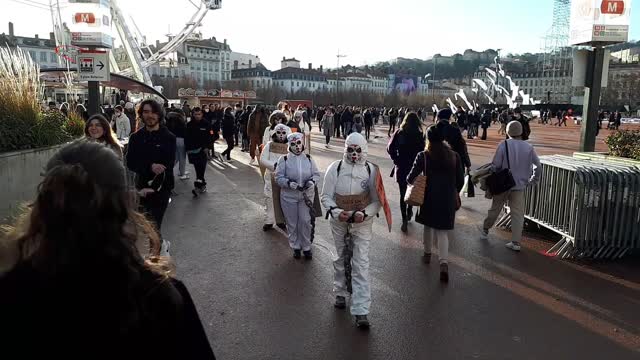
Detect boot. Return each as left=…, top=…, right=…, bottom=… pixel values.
left=262, top=224, right=273, bottom=231
left=355, top=315, right=370, bottom=329
left=303, top=250, right=312, bottom=260
left=293, top=249, right=301, bottom=259
left=440, top=263, right=449, bottom=283
left=401, top=221, right=408, bottom=233
left=334, top=296, right=346, bottom=309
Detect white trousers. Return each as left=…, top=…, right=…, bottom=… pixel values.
left=280, top=196, right=312, bottom=251
left=331, top=219, right=372, bottom=316
left=423, top=226, right=449, bottom=264
left=263, top=176, right=275, bottom=225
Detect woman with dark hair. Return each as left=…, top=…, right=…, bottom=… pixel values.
left=85, top=114, right=123, bottom=158
left=221, top=106, right=235, bottom=161
left=407, top=125, right=464, bottom=282
left=387, top=112, right=425, bottom=233
left=0, top=141, right=216, bottom=358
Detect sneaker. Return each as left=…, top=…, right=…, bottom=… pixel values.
left=199, top=186, right=207, bottom=194
left=325, top=144, right=330, bottom=148
left=191, top=189, right=198, bottom=198
left=184, top=171, right=190, bottom=175
left=293, top=249, right=301, bottom=259
left=160, top=240, right=171, bottom=257
left=334, top=296, right=346, bottom=309
left=423, top=252, right=431, bottom=264
left=303, top=250, right=312, bottom=260
left=480, top=228, right=489, bottom=240
left=505, top=241, right=522, bottom=252
left=440, top=263, right=449, bottom=282
left=249, top=158, right=257, bottom=165
left=262, top=224, right=273, bottom=231
left=355, top=315, right=370, bottom=329
left=179, top=174, right=190, bottom=180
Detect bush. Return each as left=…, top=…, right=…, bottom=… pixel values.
left=0, top=46, right=77, bottom=152
left=64, top=111, right=86, bottom=138
left=605, top=130, right=640, bottom=160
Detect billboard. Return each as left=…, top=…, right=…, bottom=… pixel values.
left=394, top=75, right=419, bottom=94
left=570, top=0, right=632, bottom=45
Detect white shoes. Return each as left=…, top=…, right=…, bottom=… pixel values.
left=505, top=241, right=521, bottom=252
left=179, top=174, right=190, bottom=180
left=249, top=158, right=257, bottom=165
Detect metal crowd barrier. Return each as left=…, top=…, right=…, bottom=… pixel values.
left=496, top=155, right=640, bottom=259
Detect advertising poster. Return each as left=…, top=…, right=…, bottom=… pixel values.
left=570, top=0, right=632, bottom=45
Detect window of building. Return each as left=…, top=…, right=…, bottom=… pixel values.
left=50, top=53, right=57, bottom=63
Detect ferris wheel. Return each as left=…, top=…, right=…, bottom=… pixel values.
left=50, top=0, right=222, bottom=86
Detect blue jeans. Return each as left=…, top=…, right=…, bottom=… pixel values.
left=176, top=137, right=186, bottom=176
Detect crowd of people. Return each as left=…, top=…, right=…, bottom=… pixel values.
left=1, top=95, right=546, bottom=357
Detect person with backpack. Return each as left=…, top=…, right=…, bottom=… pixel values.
left=274, top=132, right=321, bottom=259
left=321, top=133, right=382, bottom=329
left=480, top=121, right=542, bottom=252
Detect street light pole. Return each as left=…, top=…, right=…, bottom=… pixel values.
left=336, top=50, right=346, bottom=104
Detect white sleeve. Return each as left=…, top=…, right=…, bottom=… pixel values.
left=274, top=156, right=289, bottom=188
left=259, top=143, right=276, bottom=171
left=321, top=161, right=343, bottom=218
left=364, top=164, right=382, bottom=217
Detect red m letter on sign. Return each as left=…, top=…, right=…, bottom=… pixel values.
left=601, top=0, right=625, bottom=15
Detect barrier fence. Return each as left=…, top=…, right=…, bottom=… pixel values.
left=496, top=155, right=640, bottom=259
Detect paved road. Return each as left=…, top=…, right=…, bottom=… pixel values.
left=162, top=124, right=640, bottom=359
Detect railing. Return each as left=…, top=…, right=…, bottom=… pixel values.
left=496, top=155, right=640, bottom=259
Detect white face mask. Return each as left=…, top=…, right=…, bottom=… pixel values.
left=289, top=138, right=304, bottom=155
left=346, top=144, right=363, bottom=164
left=275, top=129, right=288, bottom=142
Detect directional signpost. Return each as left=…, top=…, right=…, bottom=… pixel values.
left=77, top=51, right=110, bottom=82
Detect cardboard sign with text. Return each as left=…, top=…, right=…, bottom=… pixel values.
left=270, top=142, right=288, bottom=154
left=374, top=165, right=392, bottom=232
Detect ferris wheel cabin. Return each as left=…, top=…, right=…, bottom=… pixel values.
left=207, top=0, right=222, bottom=10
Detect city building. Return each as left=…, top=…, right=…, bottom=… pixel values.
left=230, top=63, right=273, bottom=89
left=1, top=22, right=63, bottom=69
left=178, top=33, right=232, bottom=84
left=231, top=51, right=260, bottom=70
left=272, top=58, right=327, bottom=94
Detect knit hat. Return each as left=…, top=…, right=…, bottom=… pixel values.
left=506, top=120, right=523, bottom=138
left=437, top=108, right=453, bottom=121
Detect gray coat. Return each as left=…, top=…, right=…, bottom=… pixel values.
left=322, top=114, right=334, bottom=137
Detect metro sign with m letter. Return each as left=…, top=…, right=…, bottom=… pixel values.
left=74, top=13, right=96, bottom=24
left=601, top=0, right=625, bottom=15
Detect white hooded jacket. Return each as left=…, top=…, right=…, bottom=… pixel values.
left=274, top=133, right=321, bottom=200
left=321, top=133, right=381, bottom=222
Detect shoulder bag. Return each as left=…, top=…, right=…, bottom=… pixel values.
left=486, top=140, right=516, bottom=195
left=404, top=152, right=427, bottom=207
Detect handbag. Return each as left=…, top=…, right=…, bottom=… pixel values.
left=486, top=140, right=516, bottom=195
left=404, top=153, right=427, bottom=207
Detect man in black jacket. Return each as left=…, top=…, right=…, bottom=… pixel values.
left=435, top=108, right=471, bottom=171
left=480, top=110, right=491, bottom=140
left=512, top=108, right=531, bottom=140
left=341, top=106, right=354, bottom=136
left=126, top=99, right=176, bottom=253
left=185, top=107, right=212, bottom=197
left=240, top=105, right=252, bottom=152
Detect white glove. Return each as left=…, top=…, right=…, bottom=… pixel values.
left=289, top=181, right=299, bottom=190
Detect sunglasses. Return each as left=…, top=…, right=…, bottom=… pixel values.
left=347, top=147, right=362, bottom=154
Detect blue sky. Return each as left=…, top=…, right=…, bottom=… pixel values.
left=2, top=0, right=638, bottom=70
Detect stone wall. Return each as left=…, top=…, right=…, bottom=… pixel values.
left=0, top=144, right=64, bottom=223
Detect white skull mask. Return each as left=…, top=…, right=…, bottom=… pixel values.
left=273, top=124, right=291, bottom=143
left=288, top=133, right=305, bottom=155
left=344, top=133, right=368, bottom=164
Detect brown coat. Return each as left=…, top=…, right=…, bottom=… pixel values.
left=247, top=111, right=266, bottom=139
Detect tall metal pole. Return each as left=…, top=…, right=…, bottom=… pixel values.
left=579, top=47, right=605, bottom=152
left=432, top=57, right=436, bottom=105
left=336, top=50, right=346, bottom=104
